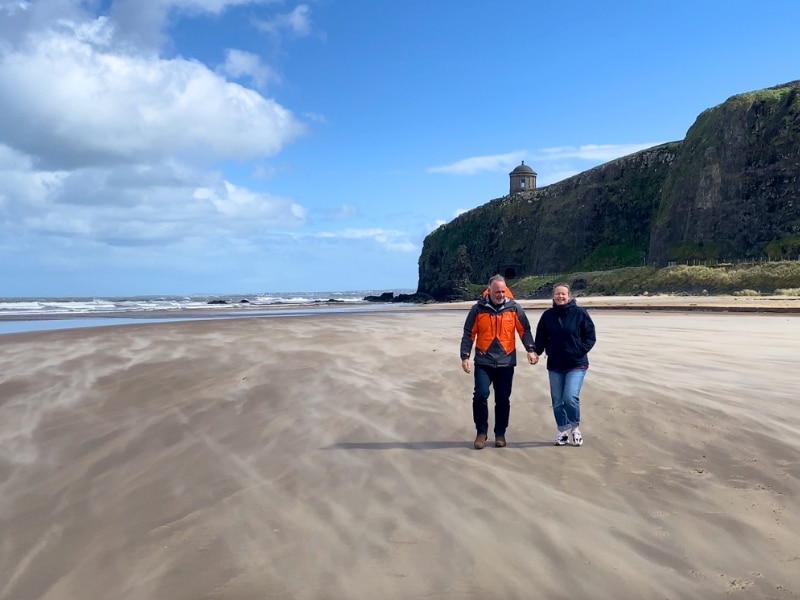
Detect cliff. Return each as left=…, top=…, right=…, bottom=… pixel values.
left=417, top=81, right=800, bottom=300
left=649, top=83, right=800, bottom=262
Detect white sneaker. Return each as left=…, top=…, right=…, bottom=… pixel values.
left=554, top=431, right=569, bottom=446
left=571, top=428, right=583, bottom=446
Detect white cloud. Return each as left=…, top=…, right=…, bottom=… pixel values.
left=0, top=0, right=90, bottom=48
left=304, top=111, right=328, bottom=124
left=0, top=1, right=31, bottom=16
left=428, top=143, right=665, bottom=181
left=196, top=181, right=307, bottom=223
left=0, top=144, right=32, bottom=170
left=0, top=157, right=307, bottom=249
left=424, top=142, right=669, bottom=223
left=106, top=0, right=279, bottom=49
left=310, top=228, right=417, bottom=253
left=256, top=4, right=311, bottom=37
left=162, top=0, right=277, bottom=14
left=535, top=143, right=663, bottom=162
left=0, top=3, right=317, bottom=269
left=428, top=151, right=526, bottom=175
left=0, top=20, right=305, bottom=170
left=0, top=1, right=274, bottom=53
left=252, top=164, right=279, bottom=179
left=325, top=204, right=358, bottom=220
left=220, top=48, right=280, bottom=89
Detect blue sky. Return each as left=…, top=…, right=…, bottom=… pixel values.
left=1, top=0, right=798, bottom=297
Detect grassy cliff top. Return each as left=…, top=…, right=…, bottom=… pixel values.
left=469, top=260, right=800, bottom=299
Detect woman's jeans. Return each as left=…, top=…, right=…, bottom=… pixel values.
left=472, top=364, right=514, bottom=436
left=548, top=368, right=586, bottom=432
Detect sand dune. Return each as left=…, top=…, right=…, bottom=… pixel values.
left=1, top=309, right=799, bottom=599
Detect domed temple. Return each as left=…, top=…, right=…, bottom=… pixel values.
left=509, top=161, right=537, bottom=194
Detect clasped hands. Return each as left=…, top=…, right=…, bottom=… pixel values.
left=461, top=352, right=539, bottom=373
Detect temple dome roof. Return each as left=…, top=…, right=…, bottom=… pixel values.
left=510, top=161, right=536, bottom=175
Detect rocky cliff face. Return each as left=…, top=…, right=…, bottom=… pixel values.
left=417, top=81, right=800, bottom=300
left=649, top=83, right=800, bottom=263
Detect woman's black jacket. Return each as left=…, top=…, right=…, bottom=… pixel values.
left=533, top=299, right=596, bottom=371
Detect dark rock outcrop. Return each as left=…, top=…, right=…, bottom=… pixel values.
left=363, top=292, right=395, bottom=302
left=363, top=291, right=435, bottom=303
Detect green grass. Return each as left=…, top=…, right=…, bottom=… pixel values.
left=468, top=260, right=800, bottom=298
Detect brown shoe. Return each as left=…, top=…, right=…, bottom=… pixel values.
left=495, top=436, right=507, bottom=448
left=474, top=434, right=487, bottom=449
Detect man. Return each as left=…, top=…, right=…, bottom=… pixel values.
left=532, top=283, right=596, bottom=446
left=460, top=275, right=537, bottom=449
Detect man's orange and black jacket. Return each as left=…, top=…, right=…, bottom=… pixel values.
left=460, top=289, right=535, bottom=368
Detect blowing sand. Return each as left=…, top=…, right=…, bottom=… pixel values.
left=1, top=305, right=799, bottom=599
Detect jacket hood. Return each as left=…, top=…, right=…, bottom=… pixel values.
left=482, top=287, right=515, bottom=299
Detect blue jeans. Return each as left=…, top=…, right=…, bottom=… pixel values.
left=472, top=364, right=515, bottom=436
left=548, top=368, right=586, bottom=432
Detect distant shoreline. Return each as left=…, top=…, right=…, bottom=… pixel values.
left=3, top=294, right=800, bottom=322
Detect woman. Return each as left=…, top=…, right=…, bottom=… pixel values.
left=532, top=283, right=596, bottom=446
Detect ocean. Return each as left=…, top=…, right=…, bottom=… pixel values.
left=0, top=289, right=416, bottom=335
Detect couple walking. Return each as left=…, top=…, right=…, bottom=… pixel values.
left=460, top=275, right=596, bottom=449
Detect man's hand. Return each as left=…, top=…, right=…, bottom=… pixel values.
left=461, top=358, right=471, bottom=374
left=527, top=352, right=539, bottom=365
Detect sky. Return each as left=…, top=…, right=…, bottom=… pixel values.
left=1, top=1, right=799, bottom=297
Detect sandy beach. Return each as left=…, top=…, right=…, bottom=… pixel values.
left=1, top=302, right=799, bottom=599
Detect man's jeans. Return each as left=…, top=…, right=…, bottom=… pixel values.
left=548, top=368, right=586, bottom=432
left=472, top=364, right=514, bottom=436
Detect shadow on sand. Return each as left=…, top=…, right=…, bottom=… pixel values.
left=321, top=440, right=554, bottom=450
